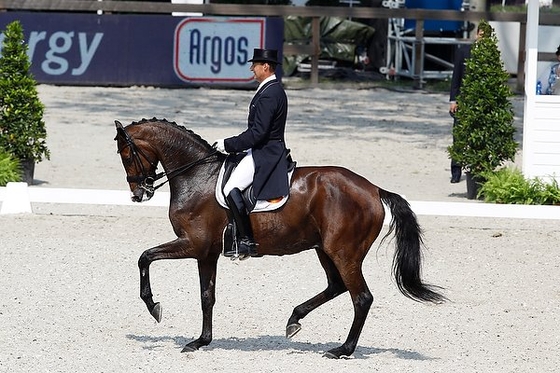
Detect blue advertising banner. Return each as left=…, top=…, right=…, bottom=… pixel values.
left=0, top=12, right=284, bottom=87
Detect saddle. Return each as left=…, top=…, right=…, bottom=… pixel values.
left=218, top=150, right=296, bottom=212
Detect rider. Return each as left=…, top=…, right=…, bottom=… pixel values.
left=214, top=48, right=290, bottom=259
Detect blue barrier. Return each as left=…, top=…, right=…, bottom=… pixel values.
left=404, top=0, right=463, bottom=33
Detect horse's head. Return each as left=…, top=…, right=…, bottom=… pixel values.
left=114, top=120, right=159, bottom=202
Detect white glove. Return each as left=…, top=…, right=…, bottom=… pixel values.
left=213, top=139, right=226, bottom=153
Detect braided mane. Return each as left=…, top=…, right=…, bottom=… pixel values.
left=130, top=117, right=213, bottom=150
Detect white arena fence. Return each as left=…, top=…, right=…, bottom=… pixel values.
left=2, top=182, right=560, bottom=219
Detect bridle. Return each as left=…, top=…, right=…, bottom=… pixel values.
left=115, top=125, right=219, bottom=196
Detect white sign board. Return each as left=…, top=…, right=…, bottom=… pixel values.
left=174, top=18, right=264, bottom=83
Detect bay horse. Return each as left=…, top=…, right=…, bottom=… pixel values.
left=114, top=118, right=445, bottom=359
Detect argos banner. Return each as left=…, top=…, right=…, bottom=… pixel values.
left=0, top=12, right=284, bottom=87
left=175, top=18, right=263, bottom=83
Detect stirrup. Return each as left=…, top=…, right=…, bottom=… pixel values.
left=223, top=240, right=258, bottom=261
left=237, top=238, right=258, bottom=261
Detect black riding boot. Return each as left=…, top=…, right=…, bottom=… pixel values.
left=225, top=188, right=258, bottom=259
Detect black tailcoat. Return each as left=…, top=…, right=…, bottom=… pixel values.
left=450, top=43, right=472, bottom=102
left=224, top=79, right=289, bottom=200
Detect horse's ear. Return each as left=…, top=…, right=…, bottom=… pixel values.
left=114, top=120, right=126, bottom=142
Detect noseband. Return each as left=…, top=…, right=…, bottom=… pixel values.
left=115, top=125, right=218, bottom=195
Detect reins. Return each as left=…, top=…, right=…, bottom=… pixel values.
left=150, top=149, right=219, bottom=191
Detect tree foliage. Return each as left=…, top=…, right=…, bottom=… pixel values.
left=447, top=20, right=517, bottom=177
left=0, top=20, right=49, bottom=163
left=0, top=147, right=21, bottom=185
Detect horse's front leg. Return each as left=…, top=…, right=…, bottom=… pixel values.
left=181, top=258, right=218, bottom=352
left=138, top=237, right=196, bottom=322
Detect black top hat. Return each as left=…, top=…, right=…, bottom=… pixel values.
left=248, top=48, right=281, bottom=65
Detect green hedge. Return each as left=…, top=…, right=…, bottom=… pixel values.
left=480, top=167, right=560, bottom=205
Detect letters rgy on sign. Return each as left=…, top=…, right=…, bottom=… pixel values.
left=174, top=18, right=264, bottom=83
left=0, top=30, right=103, bottom=77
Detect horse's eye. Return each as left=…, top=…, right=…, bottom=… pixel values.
left=119, top=147, right=132, bottom=164
left=122, top=154, right=136, bottom=167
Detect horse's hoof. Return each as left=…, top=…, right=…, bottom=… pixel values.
left=323, top=351, right=340, bottom=359
left=323, top=347, right=351, bottom=359
left=181, top=345, right=197, bottom=353
left=286, top=323, right=301, bottom=339
left=151, top=302, right=162, bottom=323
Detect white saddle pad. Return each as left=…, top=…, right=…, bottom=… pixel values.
left=215, top=162, right=294, bottom=213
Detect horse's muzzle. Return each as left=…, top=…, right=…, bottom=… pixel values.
left=131, top=186, right=154, bottom=202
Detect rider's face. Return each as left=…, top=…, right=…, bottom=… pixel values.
left=250, top=62, right=268, bottom=82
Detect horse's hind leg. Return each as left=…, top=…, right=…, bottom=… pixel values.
left=286, top=249, right=347, bottom=338
left=323, top=263, right=373, bottom=359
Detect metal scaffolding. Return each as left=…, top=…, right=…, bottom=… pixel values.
left=381, top=0, right=473, bottom=81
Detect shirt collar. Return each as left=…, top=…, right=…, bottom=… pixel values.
left=256, top=74, right=276, bottom=92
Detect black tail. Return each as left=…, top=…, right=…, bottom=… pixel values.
left=379, top=189, right=446, bottom=304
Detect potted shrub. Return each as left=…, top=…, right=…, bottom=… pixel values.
left=0, top=20, right=49, bottom=185
left=447, top=20, right=517, bottom=199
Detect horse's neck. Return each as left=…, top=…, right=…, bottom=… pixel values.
left=155, top=127, right=208, bottom=171
left=154, top=129, right=220, bottom=194
left=167, top=160, right=220, bottom=204
left=159, top=141, right=205, bottom=171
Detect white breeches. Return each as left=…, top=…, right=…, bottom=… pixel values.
left=223, top=150, right=255, bottom=196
